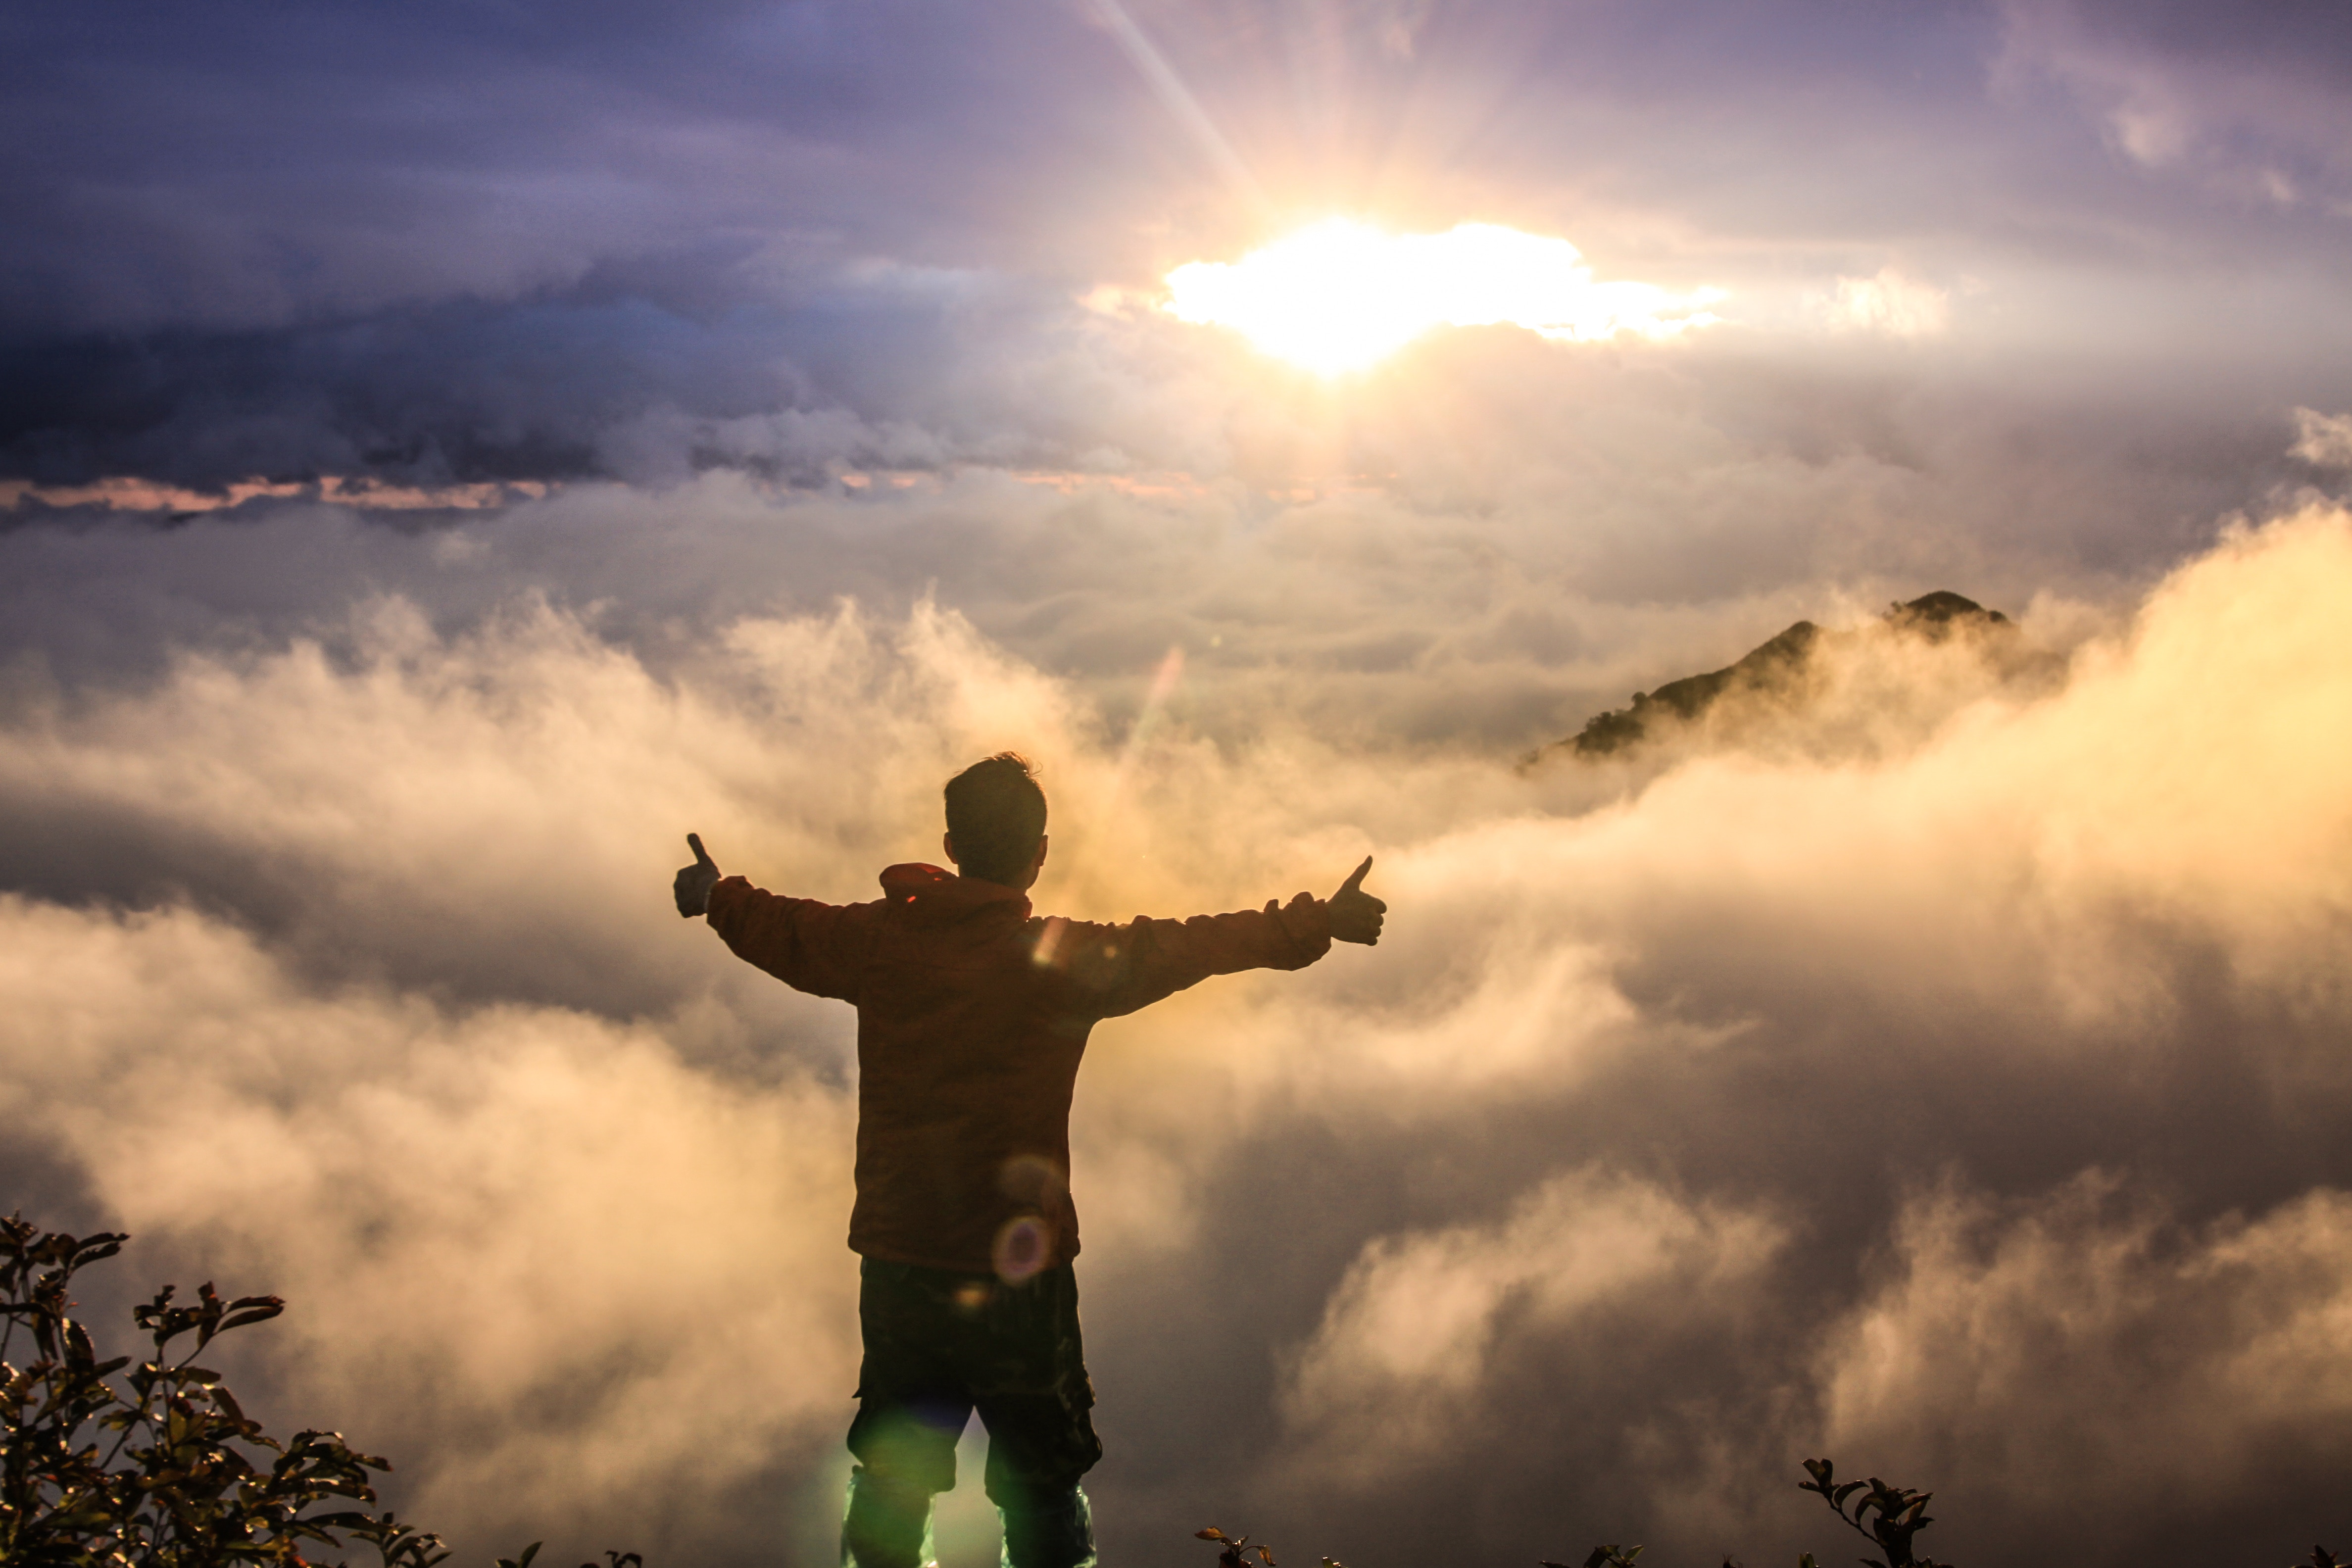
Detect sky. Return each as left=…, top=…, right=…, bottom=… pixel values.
left=4, top=2, right=2352, bottom=1565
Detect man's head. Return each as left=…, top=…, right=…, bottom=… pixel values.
left=942, top=752, right=1049, bottom=889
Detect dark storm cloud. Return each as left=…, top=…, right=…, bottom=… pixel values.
left=1, top=0, right=1107, bottom=332
left=0, top=283, right=961, bottom=489
left=0, top=0, right=1127, bottom=486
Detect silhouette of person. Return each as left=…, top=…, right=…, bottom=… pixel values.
left=674, top=752, right=1384, bottom=1568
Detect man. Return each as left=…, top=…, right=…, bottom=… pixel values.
left=673, top=752, right=1384, bottom=1568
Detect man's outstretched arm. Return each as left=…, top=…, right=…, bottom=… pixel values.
left=1075, top=856, right=1386, bottom=1019
left=671, top=832, right=874, bottom=1001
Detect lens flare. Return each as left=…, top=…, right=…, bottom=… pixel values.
left=1163, top=218, right=1724, bottom=374
left=1102, top=644, right=1186, bottom=813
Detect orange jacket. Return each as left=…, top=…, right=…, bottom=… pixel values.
left=706, top=863, right=1332, bottom=1275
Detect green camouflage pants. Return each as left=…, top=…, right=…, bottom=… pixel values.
left=846, top=1258, right=1102, bottom=1509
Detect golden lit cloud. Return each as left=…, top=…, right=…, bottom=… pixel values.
left=1161, top=218, right=1724, bottom=374
left=8, top=502, right=2352, bottom=1563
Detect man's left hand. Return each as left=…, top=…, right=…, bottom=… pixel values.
left=1328, top=856, right=1386, bottom=945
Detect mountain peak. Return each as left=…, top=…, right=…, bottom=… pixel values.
left=1541, top=590, right=2030, bottom=763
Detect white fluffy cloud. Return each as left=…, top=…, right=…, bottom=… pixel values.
left=1280, top=1168, right=1783, bottom=1476
left=1815, top=1174, right=2352, bottom=1560
left=2294, top=407, right=2352, bottom=470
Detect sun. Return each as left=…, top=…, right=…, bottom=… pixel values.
left=1162, top=218, right=1723, bottom=375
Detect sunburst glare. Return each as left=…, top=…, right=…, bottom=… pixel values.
left=1162, top=218, right=1724, bottom=374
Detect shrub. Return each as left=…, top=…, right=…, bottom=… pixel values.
left=1792, top=1457, right=1946, bottom=1568
left=0, top=1212, right=635, bottom=1568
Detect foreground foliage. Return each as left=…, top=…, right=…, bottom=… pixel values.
left=13, top=1208, right=2339, bottom=1568
left=1536, top=1465, right=1951, bottom=1568
left=1201, top=1454, right=1956, bottom=1568
left=1791, top=1457, right=1946, bottom=1568
left=0, top=1212, right=635, bottom=1568
left=1207, top=1449, right=2349, bottom=1568
left=1198, top=1523, right=1345, bottom=1568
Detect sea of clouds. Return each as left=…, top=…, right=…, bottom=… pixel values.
left=5, top=471, right=2352, bottom=1566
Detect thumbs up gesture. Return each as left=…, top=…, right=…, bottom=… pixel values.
left=675, top=833, right=722, bottom=918
left=1328, top=855, right=1386, bottom=946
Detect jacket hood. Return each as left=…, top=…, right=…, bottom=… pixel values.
left=879, top=862, right=1032, bottom=927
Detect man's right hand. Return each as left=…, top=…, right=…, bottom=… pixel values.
left=1328, top=855, right=1386, bottom=945
left=675, top=833, right=721, bottom=918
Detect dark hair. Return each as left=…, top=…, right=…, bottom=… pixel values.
left=943, top=752, right=1048, bottom=884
